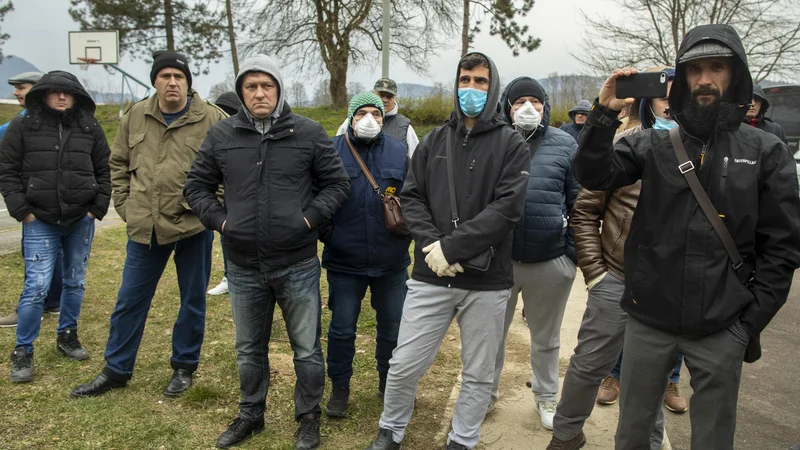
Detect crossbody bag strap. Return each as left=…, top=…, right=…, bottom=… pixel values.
left=345, top=134, right=383, bottom=198
left=445, top=128, right=460, bottom=228
left=669, top=127, right=743, bottom=271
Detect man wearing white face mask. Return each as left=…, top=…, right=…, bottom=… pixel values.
left=321, top=92, right=412, bottom=419
left=490, top=77, right=579, bottom=430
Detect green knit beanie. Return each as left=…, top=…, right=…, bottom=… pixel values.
left=348, top=92, right=384, bottom=121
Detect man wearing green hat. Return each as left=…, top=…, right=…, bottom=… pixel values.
left=336, top=78, right=419, bottom=158
left=322, top=92, right=412, bottom=418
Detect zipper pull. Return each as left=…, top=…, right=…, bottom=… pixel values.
left=700, top=145, right=707, bottom=166
left=469, top=159, right=476, bottom=170
left=723, top=156, right=729, bottom=177
left=463, top=131, right=470, bottom=147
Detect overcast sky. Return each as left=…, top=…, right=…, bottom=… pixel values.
left=5, top=0, right=615, bottom=99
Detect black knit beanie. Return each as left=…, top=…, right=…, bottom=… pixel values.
left=150, top=51, right=192, bottom=88
left=506, top=78, right=546, bottom=105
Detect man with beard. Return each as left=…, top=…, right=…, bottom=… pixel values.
left=563, top=24, right=800, bottom=449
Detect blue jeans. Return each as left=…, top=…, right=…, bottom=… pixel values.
left=227, top=257, right=324, bottom=420
left=17, top=245, right=62, bottom=312
left=16, top=216, right=95, bottom=352
left=102, top=230, right=212, bottom=380
left=612, top=350, right=683, bottom=384
left=326, top=268, right=407, bottom=387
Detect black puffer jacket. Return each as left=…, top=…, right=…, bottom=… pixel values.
left=573, top=24, right=800, bottom=338
left=0, top=71, right=111, bottom=225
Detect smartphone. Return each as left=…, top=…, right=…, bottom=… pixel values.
left=616, top=72, right=669, bottom=99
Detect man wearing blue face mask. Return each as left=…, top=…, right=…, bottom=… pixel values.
left=322, top=92, right=412, bottom=419
left=364, top=53, right=531, bottom=450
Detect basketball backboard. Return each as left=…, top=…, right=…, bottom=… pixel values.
left=68, top=31, right=119, bottom=65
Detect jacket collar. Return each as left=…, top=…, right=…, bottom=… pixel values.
left=231, top=102, right=297, bottom=139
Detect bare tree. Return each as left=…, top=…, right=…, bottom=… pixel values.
left=0, top=1, right=12, bottom=63
left=245, top=0, right=457, bottom=108
left=288, top=82, right=309, bottom=108
left=460, top=0, right=541, bottom=56
left=313, top=78, right=333, bottom=107
left=208, top=79, right=235, bottom=102
left=347, top=81, right=366, bottom=97
left=573, top=0, right=800, bottom=83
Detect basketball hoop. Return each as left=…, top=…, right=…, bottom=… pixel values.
left=77, top=57, right=98, bottom=71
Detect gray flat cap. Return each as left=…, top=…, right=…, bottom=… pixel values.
left=678, top=41, right=734, bottom=64
left=8, top=71, right=44, bottom=86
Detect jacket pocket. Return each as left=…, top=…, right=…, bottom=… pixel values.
left=184, top=137, right=203, bottom=172
left=610, top=211, right=628, bottom=257
left=270, top=205, right=311, bottom=250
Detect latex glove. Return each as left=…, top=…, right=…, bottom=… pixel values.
left=423, top=241, right=451, bottom=276
left=586, top=272, right=607, bottom=291
left=439, top=262, right=465, bottom=278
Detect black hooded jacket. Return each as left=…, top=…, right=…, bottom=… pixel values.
left=747, top=86, right=788, bottom=145
left=400, top=52, right=531, bottom=290
left=0, top=71, right=111, bottom=225
left=573, top=24, right=800, bottom=338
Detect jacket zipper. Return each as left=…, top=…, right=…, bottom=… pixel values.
left=720, top=156, right=729, bottom=202
left=468, top=159, right=476, bottom=196
left=56, top=122, right=64, bottom=224
left=699, top=144, right=707, bottom=171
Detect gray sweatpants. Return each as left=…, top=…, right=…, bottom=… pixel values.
left=553, top=273, right=664, bottom=450
left=378, top=278, right=511, bottom=449
left=493, top=256, right=577, bottom=403
left=616, top=316, right=747, bottom=450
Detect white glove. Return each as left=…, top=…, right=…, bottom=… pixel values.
left=423, top=241, right=451, bottom=276
left=440, top=262, right=465, bottom=278
left=586, top=272, right=607, bottom=291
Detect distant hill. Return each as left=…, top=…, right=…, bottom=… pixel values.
left=0, top=56, right=41, bottom=99
left=398, top=83, right=438, bottom=98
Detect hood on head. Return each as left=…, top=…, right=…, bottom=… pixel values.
left=25, top=70, right=95, bottom=115
left=214, top=91, right=241, bottom=116
left=453, top=52, right=501, bottom=124
left=669, top=24, right=752, bottom=129
left=568, top=100, right=591, bottom=122
left=500, top=76, right=551, bottom=136
left=235, top=54, right=285, bottom=120
left=752, top=85, right=769, bottom=117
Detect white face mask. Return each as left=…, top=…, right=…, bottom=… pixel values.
left=354, top=113, right=381, bottom=140
left=513, top=101, right=542, bottom=131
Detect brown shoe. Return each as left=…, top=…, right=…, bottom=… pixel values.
left=546, top=431, right=587, bottom=450
left=664, top=381, right=688, bottom=413
left=596, top=376, right=619, bottom=405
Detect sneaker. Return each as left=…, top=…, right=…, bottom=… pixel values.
left=215, top=416, right=265, bottom=448
left=546, top=431, right=587, bottom=450
left=295, top=413, right=320, bottom=450
left=10, top=347, right=33, bottom=382
left=446, top=440, right=470, bottom=450
left=43, top=307, right=60, bottom=315
left=596, top=376, right=620, bottom=405
left=325, top=385, right=349, bottom=418
left=664, top=381, right=688, bottom=413
left=0, top=311, right=18, bottom=328
left=56, top=329, right=90, bottom=361
left=536, top=400, right=557, bottom=430
left=365, top=428, right=401, bottom=450
left=207, top=277, right=229, bottom=295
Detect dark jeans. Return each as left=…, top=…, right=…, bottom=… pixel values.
left=611, top=350, right=683, bottom=384
left=228, top=257, right=325, bottom=420
left=16, top=216, right=95, bottom=351
left=102, top=231, right=212, bottom=380
left=326, top=268, right=407, bottom=387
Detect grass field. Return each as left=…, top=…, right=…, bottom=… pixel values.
left=0, top=226, right=463, bottom=449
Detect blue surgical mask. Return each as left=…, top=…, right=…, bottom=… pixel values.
left=458, top=88, right=487, bottom=118
left=653, top=116, right=678, bottom=130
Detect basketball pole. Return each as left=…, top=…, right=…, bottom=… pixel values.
left=106, top=64, right=151, bottom=118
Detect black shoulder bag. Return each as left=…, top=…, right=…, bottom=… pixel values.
left=669, top=127, right=761, bottom=363
left=445, top=129, right=494, bottom=273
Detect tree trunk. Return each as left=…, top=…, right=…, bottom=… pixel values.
left=329, top=58, right=348, bottom=109
left=225, top=0, right=239, bottom=75
left=164, top=0, right=175, bottom=51
left=461, top=0, right=470, bottom=56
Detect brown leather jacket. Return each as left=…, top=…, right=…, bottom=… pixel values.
left=571, top=126, right=642, bottom=282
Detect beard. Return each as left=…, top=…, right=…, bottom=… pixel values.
left=681, top=86, right=727, bottom=140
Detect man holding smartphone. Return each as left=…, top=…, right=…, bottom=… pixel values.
left=549, top=24, right=800, bottom=450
